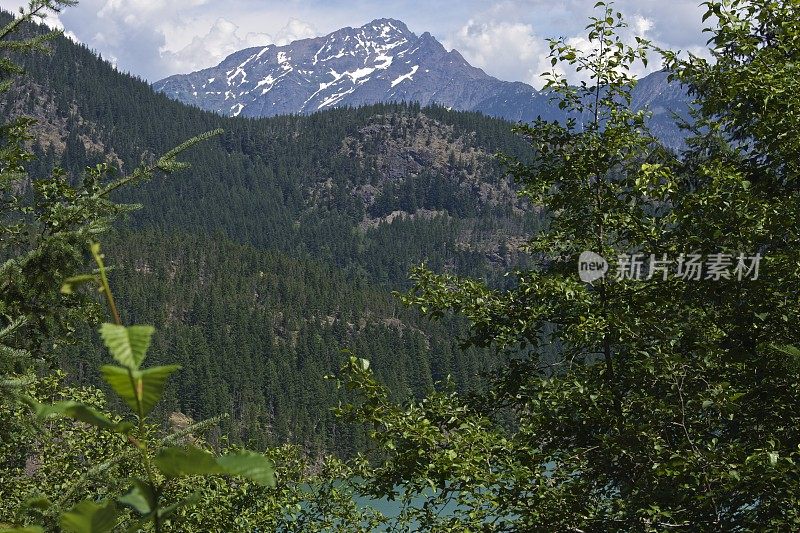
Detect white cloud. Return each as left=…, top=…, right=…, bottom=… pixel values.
left=1, top=0, right=712, bottom=83
left=445, top=17, right=659, bottom=89
left=447, top=10, right=676, bottom=88
left=30, top=0, right=322, bottom=80
left=443, top=0, right=710, bottom=87
left=631, top=14, right=654, bottom=36
left=445, top=20, right=551, bottom=88
left=557, top=16, right=659, bottom=85
left=274, top=18, right=318, bottom=45
left=161, top=17, right=319, bottom=74
left=97, top=0, right=209, bottom=19
left=162, top=18, right=272, bottom=74
left=0, top=0, right=80, bottom=41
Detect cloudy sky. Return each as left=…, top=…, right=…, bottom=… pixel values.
left=0, top=0, right=710, bottom=86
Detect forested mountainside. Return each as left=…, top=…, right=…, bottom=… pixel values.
left=7, top=24, right=540, bottom=287
left=0, top=16, right=536, bottom=452
left=64, top=231, right=491, bottom=456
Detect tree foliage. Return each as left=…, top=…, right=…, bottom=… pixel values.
left=337, top=2, right=800, bottom=530
left=6, top=0, right=800, bottom=530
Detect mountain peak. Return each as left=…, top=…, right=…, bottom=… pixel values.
left=153, top=17, right=503, bottom=118
left=151, top=19, right=686, bottom=147
left=362, top=18, right=411, bottom=33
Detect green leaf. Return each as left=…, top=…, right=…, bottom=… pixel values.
left=99, top=366, right=137, bottom=413
left=60, top=500, right=118, bottom=533
left=22, top=496, right=52, bottom=511
left=155, top=446, right=275, bottom=486
left=117, top=480, right=156, bottom=515
left=349, top=355, right=370, bottom=371
left=99, top=324, right=155, bottom=369
left=773, top=344, right=800, bottom=358
left=23, top=397, right=131, bottom=433
left=155, top=446, right=222, bottom=477
left=0, top=527, right=44, bottom=533
left=768, top=451, right=779, bottom=466
left=60, top=274, right=98, bottom=295
left=216, top=450, right=276, bottom=487
left=101, top=364, right=180, bottom=416
left=136, top=365, right=181, bottom=414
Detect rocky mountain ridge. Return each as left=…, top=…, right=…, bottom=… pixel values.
left=153, top=18, right=689, bottom=147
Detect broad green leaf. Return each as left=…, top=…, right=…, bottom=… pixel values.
left=60, top=500, right=118, bottom=533
left=154, top=446, right=222, bottom=477
left=101, top=364, right=180, bottom=416
left=155, top=447, right=275, bottom=486
left=216, top=450, right=276, bottom=487
left=23, top=397, right=131, bottom=433
left=136, top=365, right=182, bottom=415
left=117, top=480, right=155, bottom=515
left=99, top=366, right=137, bottom=413
left=99, top=324, right=155, bottom=369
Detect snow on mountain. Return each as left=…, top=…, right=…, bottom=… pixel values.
left=153, top=18, right=688, bottom=147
